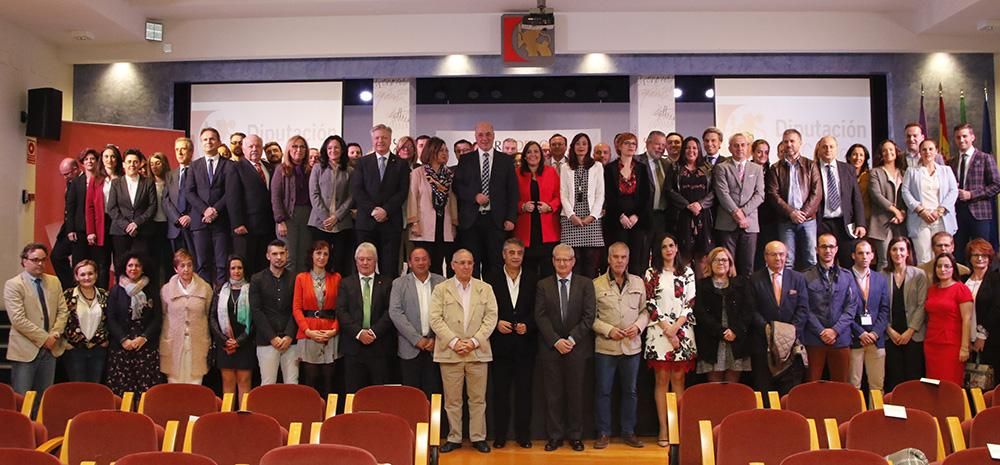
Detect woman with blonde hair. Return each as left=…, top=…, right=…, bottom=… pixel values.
left=271, top=135, right=313, bottom=274
left=693, top=247, right=752, bottom=383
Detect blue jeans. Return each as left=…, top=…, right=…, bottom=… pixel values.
left=63, top=346, right=108, bottom=383
left=955, top=204, right=994, bottom=263
left=11, top=348, right=56, bottom=417
left=778, top=219, right=817, bottom=270
left=594, top=353, right=640, bottom=436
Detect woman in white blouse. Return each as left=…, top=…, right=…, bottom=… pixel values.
left=61, top=260, right=110, bottom=383
left=901, top=139, right=958, bottom=264
left=559, top=132, right=605, bottom=278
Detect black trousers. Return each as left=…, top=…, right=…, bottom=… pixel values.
left=460, top=214, right=507, bottom=278
left=400, top=351, right=442, bottom=397
left=539, top=352, right=589, bottom=440
left=51, top=231, right=75, bottom=289
left=234, top=231, right=276, bottom=277
left=884, top=341, right=925, bottom=392
left=607, top=225, right=650, bottom=277
left=148, top=222, right=172, bottom=286
left=356, top=227, right=402, bottom=280
left=524, top=242, right=556, bottom=280
left=301, top=362, right=336, bottom=398
left=344, top=355, right=389, bottom=393
left=491, top=355, right=535, bottom=442
left=572, top=247, right=603, bottom=279
left=748, top=330, right=804, bottom=396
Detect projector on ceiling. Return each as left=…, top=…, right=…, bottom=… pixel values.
left=523, top=8, right=554, bottom=28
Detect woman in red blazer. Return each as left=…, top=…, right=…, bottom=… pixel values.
left=515, top=141, right=561, bottom=278
left=85, top=144, right=123, bottom=288
left=292, top=240, right=343, bottom=397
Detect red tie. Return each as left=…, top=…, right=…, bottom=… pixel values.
left=255, top=163, right=266, bottom=185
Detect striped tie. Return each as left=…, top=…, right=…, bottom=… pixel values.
left=481, top=152, right=491, bottom=197
left=825, top=164, right=840, bottom=212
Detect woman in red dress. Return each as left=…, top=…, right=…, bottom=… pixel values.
left=923, top=253, right=973, bottom=384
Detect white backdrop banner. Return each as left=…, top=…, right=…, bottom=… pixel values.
left=435, top=128, right=602, bottom=166
left=190, top=81, right=343, bottom=157
left=714, top=78, right=872, bottom=162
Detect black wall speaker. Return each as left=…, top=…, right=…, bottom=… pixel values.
left=26, top=87, right=62, bottom=140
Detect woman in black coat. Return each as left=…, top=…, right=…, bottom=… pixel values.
left=603, top=132, right=653, bottom=276
left=104, top=253, right=164, bottom=396
left=693, top=247, right=753, bottom=382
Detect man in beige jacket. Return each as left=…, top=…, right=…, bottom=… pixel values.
left=430, top=249, right=498, bottom=454
left=592, top=242, right=648, bottom=449
left=4, top=243, right=69, bottom=403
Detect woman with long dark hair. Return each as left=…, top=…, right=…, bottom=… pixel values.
left=515, top=141, right=560, bottom=278
left=293, top=241, right=343, bottom=397
left=559, top=132, right=605, bottom=278
left=868, top=140, right=908, bottom=269
left=308, top=135, right=354, bottom=275
left=666, top=137, right=715, bottom=277
left=148, top=152, right=173, bottom=283
left=882, top=236, right=927, bottom=390
left=209, top=255, right=255, bottom=399
left=923, top=252, right=973, bottom=384
left=407, top=137, right=457, bottom=276
left=105, top=253, right=163, bottom=395
left=86, top=144, right=123, bottom=287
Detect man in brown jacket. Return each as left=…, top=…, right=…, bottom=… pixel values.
left=765, top=129, right=823, bottom=270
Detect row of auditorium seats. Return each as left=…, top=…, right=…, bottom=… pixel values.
left=0, top=382, right=440, bottom=465
left=666, top=380, right=1000, bottom=465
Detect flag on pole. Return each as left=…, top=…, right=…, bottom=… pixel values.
left=960, top=89, right=967, bottom=124
left=919, top=84, right=927, bottom=134
left=984, top=83, right=994, bottom=154
left=938, top=83, right=951, bottom=161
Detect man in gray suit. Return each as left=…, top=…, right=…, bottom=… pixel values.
left=162, top=137, right=197, bottom=258
left=389, top=247, right=446, bottom=396
left=714, top=132, right=766, bottom=275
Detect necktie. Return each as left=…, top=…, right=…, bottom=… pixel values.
left=559, top=278, right=569, bottom=324
left=178, top=167, right=188, bottom=211
left=34, top=278, right=50, bottom=332
left=362, top=277, right=372, bottom=328
left=208, top=158, right=215, bottom=185
left=825, top=164, right=841, bottom=212
left=255, top=162, right=267, bottom=185
left=655, top=161, right=665, bottom=187
left=481, top=153, right=491, bottom=197
left=378, top=157, right=386, bottom=181
left=959, top=153, right=968, bottom=189
left=738, top=162, right=745, bottom=182
left=771, top=273, right=781, bottom=306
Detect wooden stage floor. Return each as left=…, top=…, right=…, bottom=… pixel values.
left=439, top=438, right=669, bottom=465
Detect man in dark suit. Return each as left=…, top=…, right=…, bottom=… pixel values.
left=351, top=124, right=409, bottom=280
left=636, top=131, right=669, bottom=272
left=186, top=127, right=238, bottom=284
left=485, top=238, right=537, bottom=449
left=815, top=136, right=867, bottom=267
left=230, top=134, right=276, bottom=275
left=163, top=137, right=196, bottom=259
left=337, top=242, right=395, bottom=392
left=388, top=247, right=446, bottom=397
left=52, top=158, right=80, bottom=289
left=702, top=127, right=730, bottom=166
left=454, top=121, right=519, bottom=277
left=749, top=241, right=809, bottom=394
left=951, top=123, right=1000, bottom=260
left=535, top=243, right=595, bottom=452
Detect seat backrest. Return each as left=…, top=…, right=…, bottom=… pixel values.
left=785, top=381, right=865, bottom=448
left=246, top=384, right=325, bottom=429
left=65, top=410, right=160, bottom=465
left=0, top=410, right=38, bottom=449
left=191, top=412, right=284, bottom=465
left=716, top=410, right=811, bottom=465
left=38, top=382, right=117, bottom=438
left=0, top=384, right=17, bottom=411
left=352, top=385, right=429, bottom=431
left=942, top=447, right=994, bottom=465
left=142, top=384, right=220, bottom=431
left=0, top=448, right=63, bottom=465
left=889, top=380, right=967, bottom=424
left=970, top=406, right=1000, bottom=447
left=320, top=412, right=414, bottom=465
left=117, top=451, right=220, bottom=465
left=845, top=408, right=938, bottom=458
left=781, top=449, right=888, bottom=465
left=679, top=382, right=758, bottom=465
left=261, top=444, right=378, bottom=465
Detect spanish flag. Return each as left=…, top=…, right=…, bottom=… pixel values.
left=938, top=83, right=950, bottom=161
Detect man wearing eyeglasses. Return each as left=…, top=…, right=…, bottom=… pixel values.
left=4, top=243, right=69, bottom=407
left=802, top=233, right=863, bottom=383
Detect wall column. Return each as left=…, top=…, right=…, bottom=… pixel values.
left=630, top=76, right=677, bottom=141
left=372, top=78, right=417, bottom=142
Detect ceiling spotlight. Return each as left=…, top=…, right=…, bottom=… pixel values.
left=433, top=90, right=448, bottom=100
left=596, top=88, right=609, bottom=99
left=674, top=88, right=683, bottom=98
left=705, top=88, right=715, bottom=99
left=71, top=30, right=95, bottom=41
left=532, top=89, right=545, bottom=99
left=359, top=90, right=373, bottom=102
left=490, top=89, right=503, bottom=99
left=564, top=89, right=577, bottom=98
left=467, top=90, right=480, bottom=99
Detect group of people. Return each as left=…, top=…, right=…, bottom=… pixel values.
left=5, top=119, right=998, bottom=452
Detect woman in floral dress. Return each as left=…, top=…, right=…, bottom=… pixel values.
left=644, top=233, right=697, bottom=447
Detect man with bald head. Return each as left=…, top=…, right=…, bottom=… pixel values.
left=454, top=121, right=519, bottom=277
left=230, top=134, right=275, bottom=274
left=815, top=135, right=866, bottom=266
left=749, top=241, right=809, bottom=393
left=714, top=132, right=765, bottom=275
left=52, top=158, right=81, bottom=288
left=592, top=143, right=612, bottom=165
